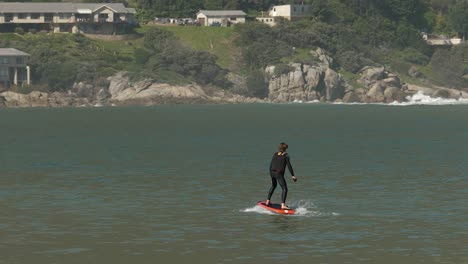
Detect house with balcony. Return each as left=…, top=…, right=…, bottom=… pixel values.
left=196, top=10, right=246, bottom=27
left=0, top=2, right=137, bottom=34
left=256, top=4, right=312, bottom=26
left=0, top=48, right=30, bottom=88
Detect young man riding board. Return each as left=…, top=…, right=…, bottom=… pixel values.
left=266, top=142, right=297, bottom=210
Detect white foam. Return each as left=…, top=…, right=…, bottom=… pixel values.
left=241, top=205, right=275, bottom=215
left=390, top=91, right=468, bottom=106
left=292, top=100, right=320, bottom=104
left=241, top=200, right=340, bottom=217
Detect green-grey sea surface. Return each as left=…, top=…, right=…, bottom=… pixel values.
left=1, top=104, right=467, bottom=264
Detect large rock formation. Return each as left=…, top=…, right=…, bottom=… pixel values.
left=343, top=66, right=409, bottom=103
left=105, top=72, right=262, bottom=105
left=265, top=49, right=345, bottom=103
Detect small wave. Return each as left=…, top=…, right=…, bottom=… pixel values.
left=292, top=100, right=320, bottom=104
left=331, top=91, right=468, bottom=106
left=241, top=200, right=339, bottom=217
left=390, top=92, right=468, bottom=106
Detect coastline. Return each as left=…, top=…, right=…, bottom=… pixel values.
left=1, top=66, right=467, bottom=108
left=2, top=88, right=468, bottom=108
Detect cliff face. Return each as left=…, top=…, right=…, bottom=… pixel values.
left=265, top=49, right=345, bottom=103
left=264, top=48, right=468, bottom=104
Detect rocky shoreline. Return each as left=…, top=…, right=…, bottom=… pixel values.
left=1, top=48, right=466, bottom=108
left=264, top=48, right=468, bottom=104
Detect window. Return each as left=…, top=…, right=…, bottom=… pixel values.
left=44, top=13, right=53, bottom=22
left=293, top=7, right=297, bottom=12
left=59, top=13, right=72, bottom=19
left=302, top=7, right=305, bottom=12
left=5, top=14, right=13, bottom=22
left=31, top=13, right=40, bottom=19
left=230, top=17, right=237, bottom=21
left=18, top=13, right=28, bottom=19
left=0, top=57, right=9, bottom=64
left=16, top=57, right=23, bottom=64
left=0, top=67, right=9, bottom=77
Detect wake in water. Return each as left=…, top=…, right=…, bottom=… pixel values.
left=241, top=200, right=339, bottom=217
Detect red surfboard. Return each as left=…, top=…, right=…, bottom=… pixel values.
left=257, top=201, right=296, bottom=215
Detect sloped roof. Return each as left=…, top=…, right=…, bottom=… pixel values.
left=197, top=10, right=246, bottom=17
left=0, top=48, right=30, bottom=56
left=0, top=3, right=134, bottom=13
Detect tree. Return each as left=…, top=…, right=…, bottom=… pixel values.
left=448, top=0, right=468, bottom=39
left=430, top=46, right=465, bottom=88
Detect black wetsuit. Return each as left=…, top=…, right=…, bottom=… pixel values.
left=267, top=152, right=295, bottom=204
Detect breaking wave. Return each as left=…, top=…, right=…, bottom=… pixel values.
left=290, top=92, right=468, bottom=106
left=390, top=92, right=468, bottom=106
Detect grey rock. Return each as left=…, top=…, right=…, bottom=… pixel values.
left=382, top=76, right=401, bottom=88
left=384, top=87, right=406, bottom=103
left=265, top=66, right=276, bottom=77
left=366, top=82, right=385, bottom=102
left=432, top=88, right=462, bottom=99
left=324, top=68, right=344, bottom=101
left=108, top=72, right=131, bottom=98
left=360, top=66, right=385, bottom=82
left=304, top=67, right=323, bottom=91
left=310, top=48, right=334, bottom=68
left=343, top=91, right=363, bottom=103
left=96, top=88, right=111, bottom=102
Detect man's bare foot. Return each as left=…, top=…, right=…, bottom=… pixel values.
left=281, top=203, right=291, bottom=210
left=265, top=200, right=271, bottom=206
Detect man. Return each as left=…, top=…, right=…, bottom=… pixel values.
left=266, top=142, right=297, bottom=210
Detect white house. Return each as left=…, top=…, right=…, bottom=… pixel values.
left=196, top=10, right=246, bottom=26
left=0, top=2, right=136, bottom=34
left=256, top=4, right=312, bottom=26
left=0, top=48, right=30, bottom=88
left=421, top=33, right=463, bottom=46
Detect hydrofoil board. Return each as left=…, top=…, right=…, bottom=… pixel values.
left=257, top=201, right=295, bottom=215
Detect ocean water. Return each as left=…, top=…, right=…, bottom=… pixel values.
left=1, top=104, right=468, bottom=264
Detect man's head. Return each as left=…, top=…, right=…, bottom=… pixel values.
left=278, top=142, right=288, bottom=152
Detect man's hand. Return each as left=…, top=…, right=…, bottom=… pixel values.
left=292, top=176, right=297, bottom=182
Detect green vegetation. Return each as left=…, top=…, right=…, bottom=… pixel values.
left=149, top=26, right=237, bottom=69
left=0, top=33, right=132, bottom=91
left=2, top=0, right=468, bottom=94
left=0, top=26, right=232, bottom=91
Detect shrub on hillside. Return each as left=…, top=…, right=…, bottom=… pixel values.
left=14, top=27, right=25, bottom=35
left=246, top=70, right=268, bottom=98
left=140, top=28, right=230, bottom=88
left=430, top=46, right=465, bottom=88
left=274, top=63, right=294, bottom=76
left=336, top=51, right=375, bottom=73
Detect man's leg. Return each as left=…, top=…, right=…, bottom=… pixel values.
left=266, top=173, right=277, bottom=205
left=277, top=175, right=289, bottom=209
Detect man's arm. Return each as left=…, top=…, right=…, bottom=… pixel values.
left=286, top=155, right=295, bottom=176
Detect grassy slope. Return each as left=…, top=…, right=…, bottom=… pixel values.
left=2, top=25, right=239, bottom=68
left=139, top=25, right=239, bottom=70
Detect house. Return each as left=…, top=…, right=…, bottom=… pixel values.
left=421, top=33, right=463, bottom=46
left=196, top=10, right=246, bottom=27
left=256, top=4, right=312, bottom=26
left=0, top=3, right=136, bottom=34
left=0, top=48, right=30, bottom=88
